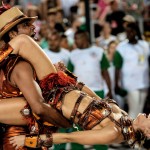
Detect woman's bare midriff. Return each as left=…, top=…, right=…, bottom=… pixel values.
left=62, top=90, right=123, bottom=130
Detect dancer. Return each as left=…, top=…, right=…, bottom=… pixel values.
left=0, top=5, right=149, bottom=150
left=0, top=5, right=71, bottom=150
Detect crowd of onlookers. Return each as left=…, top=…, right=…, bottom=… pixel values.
left=2, top=0, right=150, bottom=149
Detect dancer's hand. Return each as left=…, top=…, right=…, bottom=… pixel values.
left=54, top=61, right=66, bottom=72
left=133, top=113, right=150, bottom=138
left=9, top=135, right=25, bottom=150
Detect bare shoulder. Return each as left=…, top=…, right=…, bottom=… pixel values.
left=9, top=34, right=34, bottom=53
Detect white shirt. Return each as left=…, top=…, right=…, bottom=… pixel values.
left=117, top=40, right=150, bottom=91
left=97, top=35, right=116, bottom=50
left=70, top=45, right=105, bottom=91
left=44, top=48, right=70, bottom=66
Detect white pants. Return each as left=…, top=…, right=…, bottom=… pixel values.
left=127, top=89, right=148, bottom=119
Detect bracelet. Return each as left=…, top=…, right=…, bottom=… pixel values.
left=25, top=134, right=40, bottom=148
left=25, top=133, right=53, bottom=148
left=43, top=133, right=53, bottom=147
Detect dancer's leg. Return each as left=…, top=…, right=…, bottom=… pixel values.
left=9, top=34, right=56, bottom=80
left=0, top=97, right=27, bottom=125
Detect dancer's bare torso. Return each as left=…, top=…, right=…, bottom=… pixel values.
left=63, top=90, right=122, bottom=130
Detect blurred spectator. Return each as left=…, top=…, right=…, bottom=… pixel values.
left=39, top=21, right=50, bottom=49
left=65, top=18, right=82, bottom=49
left=55, top=8, right=66, bottom=33
left=106, top=0, right=125, bottom=35
left=142, top=4, right=150, bottom=42
left=76, top=0, right=86, bottom=26
left=47, top=7, right=66, bottom=33
left=61, top=0, right=79, bottom=17
left=113, top=23, right=149, bottom=118
left=97, top=0, right=112, bottom=25
left=3, top=0, right=19, bottom=5
left=117, top=14, right=136, bottom=42
left=47, top=8, right=57, bottom=32
left=106, top=40, right=124, bottom=108
left=44, top=31, right=70, bottom=66
left=41, top=0, right=62, bottom=20
left=60, top=34, right=72, bottom=51
left=68, top=29, right=112, bottom=150
left=19, top=0, right=41, bottom=7
left=56, top=7, right=64, bottom=23
left=121, top=0, right=144, bottom=21
left=96, top=22, right=116, bottom=51
left=77, top=0, right=85, bottom=17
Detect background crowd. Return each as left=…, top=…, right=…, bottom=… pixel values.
left=1, top=0, right=150, bottom=150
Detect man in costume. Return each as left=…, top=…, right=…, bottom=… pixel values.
left=0, top=4, right=71, bottom=150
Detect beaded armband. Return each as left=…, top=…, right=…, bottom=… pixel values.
left=119, top=116, right=146, bottom=149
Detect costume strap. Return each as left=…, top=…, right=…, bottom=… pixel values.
left=70, top=92, right=86, bottom=123
left=0, top=45, right=13, bottom=63
left=76, top=82, right=85, bottom=91
left=103, top=97, right=118, bottom=106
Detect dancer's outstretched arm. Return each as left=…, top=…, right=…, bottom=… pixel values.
left=9, top=114, right=150, bottom=149
left=10, top=123, right=123, bottom=149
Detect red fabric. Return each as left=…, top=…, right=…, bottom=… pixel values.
left=40, top=71, right=77, bottom=109
left=40, top=71, right=76, bottom=90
